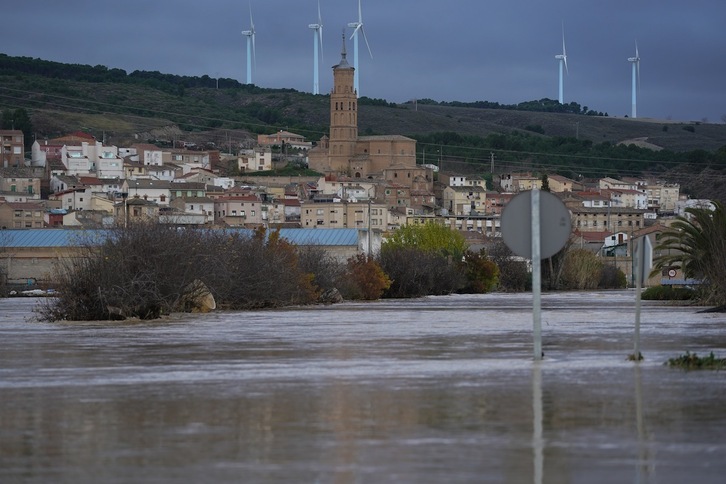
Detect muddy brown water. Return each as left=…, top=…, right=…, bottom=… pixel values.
left=1, top=292, right=725, bottom=483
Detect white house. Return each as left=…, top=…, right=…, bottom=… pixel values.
left=238, top=148, right=272, bottom=172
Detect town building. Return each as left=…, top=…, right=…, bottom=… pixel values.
left=257, top=130, right=312, bottom=150
left=0, top=130, right=25, bottom=168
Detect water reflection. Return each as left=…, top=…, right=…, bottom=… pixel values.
left=1, top=293, right=726, bottom=482
left=532, top=363, right=543, bottom=484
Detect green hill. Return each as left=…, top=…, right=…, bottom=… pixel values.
left=1, top=53, right=725, bottom=202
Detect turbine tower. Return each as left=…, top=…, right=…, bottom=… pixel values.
left=308, top=0, right=324, bottom=94
left=554, top=24, right=568, bottom=104
left=241, top=3, right=256, bottom=85
left=347, top=0, right=373, bottom=97
left=628, top=42, right=641, bottom=118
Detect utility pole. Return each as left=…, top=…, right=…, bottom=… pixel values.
left=490, top=152, right=495, bottom=173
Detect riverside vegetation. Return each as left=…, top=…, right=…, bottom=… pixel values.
left=36, top=222, right=631, bottom=322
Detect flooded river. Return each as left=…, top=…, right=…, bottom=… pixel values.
left=1, top=291, right=725, bottom=483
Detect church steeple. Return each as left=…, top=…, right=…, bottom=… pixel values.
left=328, top=30, right=357, bottom=167
left=334, top=30, right=352, bottom=70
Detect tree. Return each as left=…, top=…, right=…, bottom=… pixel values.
left=384, top=222, right=467, bottom=261
left=338, top=254, right=391, bottom=300
left=1, top=108, right=33, bottom=149
left=541, top=173, right=550, bottom=192
left=652, top=201, right=726, bottom=308
left=378, top=247, right=464, bottom=298
left=488, top=240, right=530, bottom=292
left=379, top=223, right=469, bottom=298
left=560, top=249, right=602, bottom=290
left=459, top=249, right=499, bottom=294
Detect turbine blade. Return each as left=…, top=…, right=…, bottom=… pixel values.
left=361, top=26, right=373, bottom=58
left=358, top=0, right=363, bottom=22
left=564, top=56, right=568, bottom=75
left=350, top=24, right=361, bottom=40
left=318, top=0, right=322, bottom=25
left=319, top=27, right=324, bottom=62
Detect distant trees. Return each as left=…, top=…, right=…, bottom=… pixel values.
left=407, top=97, right=606, bottom=117
left=1, top=108, right=33, bottom=149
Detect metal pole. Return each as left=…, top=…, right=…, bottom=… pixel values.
left=634, top=237, right=644, bottom=359
left=367, top=199, right=372, bottom=256
left=531, top=189, right=542, bottom=360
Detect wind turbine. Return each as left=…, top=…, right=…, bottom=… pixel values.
left=241, top=3, right=256, bottom=85
left=308, top=0, right=324, bottom=95
left=347, top=0, right=373, bottom=96
left=554, top=24, right=568, bottom=104
left=628, top=42, right=641, bottom=118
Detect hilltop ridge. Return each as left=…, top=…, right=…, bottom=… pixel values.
left=1, top=53, right=725, bottom=153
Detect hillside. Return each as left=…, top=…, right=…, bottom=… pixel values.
left=2, top=54, right=725, bottom=154
left=2, top=54, right=726, bottom=204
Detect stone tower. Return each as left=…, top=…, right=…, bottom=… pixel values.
left=328, top=34, right=358, bottom=173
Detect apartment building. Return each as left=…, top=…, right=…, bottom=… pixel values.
left=0, top=130, right=25, bottom=168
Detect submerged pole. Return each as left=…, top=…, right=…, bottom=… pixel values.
left=531, top=188, right=542, bottom=361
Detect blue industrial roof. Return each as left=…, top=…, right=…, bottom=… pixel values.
left=0, top=228, right=359, bottom=248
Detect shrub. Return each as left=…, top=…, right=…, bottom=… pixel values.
left=378, top=247, right=464, bottom=298
left=560, top=249, right=602, bottom=290
left=599, top=265, right=627, bottom=289
left=37, top=224, right=320, bottom=321
left=488, top=240, right=530, bottom=292
left=459, top=249, right=499, bottom=294
left=667, top=351, right=726, bottom=370
left=338, top=254, right=391, bottom=300
left=641, top=285, right=697, bottom=301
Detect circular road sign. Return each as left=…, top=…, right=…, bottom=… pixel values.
left=501, top=190, right=572, bottom=259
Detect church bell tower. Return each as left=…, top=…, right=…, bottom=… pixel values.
left=328, top=33, right=358, bottom=171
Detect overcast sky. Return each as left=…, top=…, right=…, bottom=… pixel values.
left=2, top=0, right=725, bottom=123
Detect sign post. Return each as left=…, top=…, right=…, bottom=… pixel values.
left=501, top=189, right=571, bottom=360
left=633, top=235, right=653, bottom=360
left=531, top=189, right=542, bottom=360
